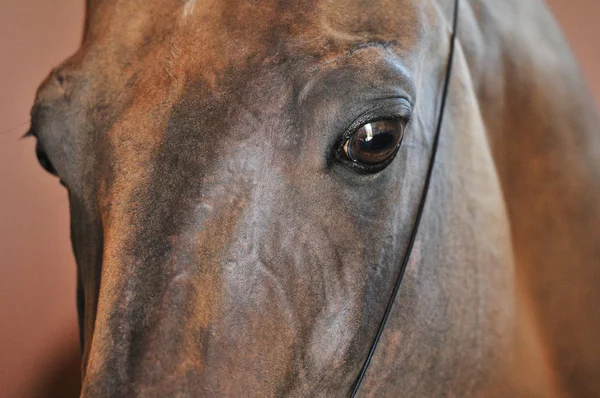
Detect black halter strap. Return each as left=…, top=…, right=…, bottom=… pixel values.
left=350, top=1, right=460, bottom=396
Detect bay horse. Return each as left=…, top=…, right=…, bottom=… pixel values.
left=28, top=0, right=600, bottom=396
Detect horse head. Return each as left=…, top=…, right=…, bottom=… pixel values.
left=29, top=0, right=600, bottom=396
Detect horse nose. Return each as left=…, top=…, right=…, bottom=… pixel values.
left=29, top=64, right=80, bottom=141
left=80, top=269, right=205, bottom=397
left=80, top=199, right=243, bottom=395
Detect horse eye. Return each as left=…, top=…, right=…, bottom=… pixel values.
left=35, top=142, right=58, bottom=176
left=343, top=119, right=405, bottom=167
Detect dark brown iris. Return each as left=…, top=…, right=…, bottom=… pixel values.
left=344, top=120, right=404, bottom=165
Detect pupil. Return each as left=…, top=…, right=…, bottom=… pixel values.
left=359, top=130, right=395, bottom=151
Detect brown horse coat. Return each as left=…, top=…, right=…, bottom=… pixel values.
left=29, top=0, right=600, bottom=396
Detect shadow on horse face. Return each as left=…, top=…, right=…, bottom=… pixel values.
left=29, top=0, right=475, bottom=396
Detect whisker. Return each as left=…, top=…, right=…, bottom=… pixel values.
left=0, top=121, right=30, bottom=137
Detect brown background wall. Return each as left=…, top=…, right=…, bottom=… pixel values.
left=0, top=1, right=598, bottom=397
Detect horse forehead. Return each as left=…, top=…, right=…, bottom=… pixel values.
left=82, top=0, right=432, bottom=191
left=81, top=0, right=431, bottom=152
left=86, top=0, right=427, bottom=66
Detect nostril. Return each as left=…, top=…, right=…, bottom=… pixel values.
left=53, top=68, right=67, bottom=86
left=49, top=68, right=71, bottom=101
left=50, top=66, right=69, bottom=87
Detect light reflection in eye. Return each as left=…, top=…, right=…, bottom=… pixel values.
left=364, top=123, right=373, bottom=142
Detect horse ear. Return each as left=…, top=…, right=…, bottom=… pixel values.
left=469, top=1, right=600, bottom=395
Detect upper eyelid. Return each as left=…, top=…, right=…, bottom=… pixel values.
left=340, top=98, right=412, bottom=140
left=297, top=47, right=416, bottom=108
left=299, top=41, right=401, bottom=96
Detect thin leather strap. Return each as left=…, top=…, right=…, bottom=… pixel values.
left=350, top=1, right=460, bottom=395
